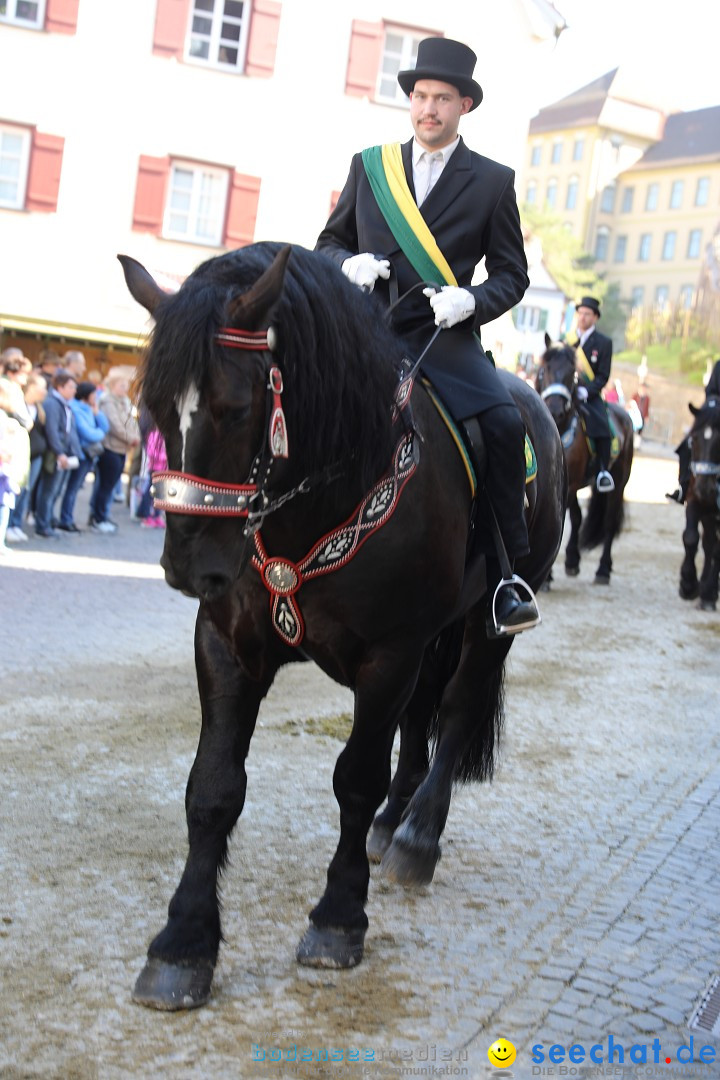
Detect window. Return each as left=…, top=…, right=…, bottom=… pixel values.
left=132, top=155, right=261, bottom=247
left=0, top=127, right=31, bottom=210
left=631, top=286, right=644, bottom=309
left=530, top=145, right=542, bottom=167
left=0, top=0, right=46, bottom=28
left=572, top=138, right=584, bottom=162
left=514, top=306, right=548, bottom=332
left=0, top=124, right=63, bottom=213
left=645, top=183, right=659, bottom=211
left=594, top=226, right=609, bottom=261
left=655, top=285, right=669, bottom=308
left=525, top=180, right=537, bottom=206
left=680, top=285, right=694, bottom=309
left=661, top=231, right=676, bottom=260
left=163, top=162, right=230, bottom=246
left=565, top=175, right=578, bottom=210
left=669, top=180, right=684, bottom=209
left=621, top=186, right=634, bottom=213
left=638, top=233, right=651, bottom=261
left=376, top=29, right=422, bottom=104
left=695, top=177, right=710, bottom=207
left=545, top=178, right=558, bottom=210
left=186, top=0, right=250, bottom=71
left=613, top=235, right=627, bottom=263
left=153, top=0, right=280, bottom=77
left=687, top=229, right=702, bottom=258
left=600, top=182, right=616, bottom=213
left=551, top=140, right=562, bottom=164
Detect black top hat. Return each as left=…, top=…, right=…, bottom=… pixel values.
left=576, top=296, right=601, bottom=317
left=398, top=38, right=483, bottom=110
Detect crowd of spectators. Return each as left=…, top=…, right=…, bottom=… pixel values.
left=0, top=345, right=164, bottom=554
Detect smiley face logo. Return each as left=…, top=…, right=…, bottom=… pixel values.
left=487, top=1038, right=516, bottom=1067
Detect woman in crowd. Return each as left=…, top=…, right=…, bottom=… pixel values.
left=89, top=369, right=140, bottom=533
left=58, top=381, right=109, bottom=533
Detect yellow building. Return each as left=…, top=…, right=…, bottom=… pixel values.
left=524, top=69, right=720, bottom=312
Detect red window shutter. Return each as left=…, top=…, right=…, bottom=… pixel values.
left=132, top=156, right=170, bottom=234
left=25, top=132, right=64, bottom=213
left=152, top=0, right=190, bottom=59
left=224, top=172, right=261, bottom=248
left=44, top=0, right=79, bottom=34
left=245, top=0, right=281, bottom=78
left=345, top=20, right=383, bottom=98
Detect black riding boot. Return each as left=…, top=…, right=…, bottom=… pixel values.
left=595, top=436, right=615, bottom=493
left=485, top=556, right=541, bottom=639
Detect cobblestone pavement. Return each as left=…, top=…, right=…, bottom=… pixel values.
left=0, top=453, right=718, bottom=1080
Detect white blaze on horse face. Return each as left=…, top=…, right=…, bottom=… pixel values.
left=176, top=383, right=200, bottom=471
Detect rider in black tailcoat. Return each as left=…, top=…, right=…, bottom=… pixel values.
left=316, top=37, right=540, bottom=637
left=667, top=357, right=720, bottom=503
left=572, top=296, right=615, bottom=493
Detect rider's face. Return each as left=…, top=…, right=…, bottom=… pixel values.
left=576, top=306, right=599, bottom=333
left=410, top=80, right=472, bottom=151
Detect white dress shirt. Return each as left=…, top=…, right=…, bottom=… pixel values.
left=412, top=136, right=460, bottom=205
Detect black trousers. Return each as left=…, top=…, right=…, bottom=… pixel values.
left=478, top=403, right=529, bottom=559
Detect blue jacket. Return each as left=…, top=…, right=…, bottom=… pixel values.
left=70, top=399, right=110, bottom=457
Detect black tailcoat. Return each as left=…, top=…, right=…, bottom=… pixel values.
left=316, top=137, right=529, bottom=420
left=578, top=327, right=613, bottom=437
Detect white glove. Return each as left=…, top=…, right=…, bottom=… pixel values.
left=422, top=285, right=475, bottom=328
left=576, top=385, right=588, bottom=402
left=341, top=253, right=391, bottom=292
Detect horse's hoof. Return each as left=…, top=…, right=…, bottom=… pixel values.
left=380, top=837, right=440, bottom=887
left=679, top=586, right=699, bottom=601
left=697, top=599, right=717, bottom=611
left=539, top=579, right=551, bottom=593
left=296, top=924, right=365, bottom=969
left=367, top=823, right=394, bottom=863
left=593, top=574, right=610, bottom=586
left=565, top=566, right=580, bottom=577
left=132, top=957, right=214, bottom=1011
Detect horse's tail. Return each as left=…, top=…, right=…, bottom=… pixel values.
left=426, top=620, right=505, bottom=783
left=579, top=485, right=626, bottom=551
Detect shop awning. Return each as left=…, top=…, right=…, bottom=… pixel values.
left=0, top=313, right=147, bottom=350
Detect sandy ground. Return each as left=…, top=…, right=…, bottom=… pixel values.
left=1, top=448, right=718, bottom=1080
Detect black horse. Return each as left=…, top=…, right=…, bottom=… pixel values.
left=535, top=335, right=634, bottom=584
left=679, top=397, right=720, bottom=610
left=119, top=242, right=566, bottom=1010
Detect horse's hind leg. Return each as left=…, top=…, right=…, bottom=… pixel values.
left=565, top=492, right=581, bottom=575
left=368, top=623, right=463, bottom=861
left=697, top=513, right=720, bottom=610
left=133, top=607, right=276, bottom=1010
left=679, top=502, right=700, bottom=600
left=297, top=646, right=424, bottom=969
left=381, top=610, right=511, bottom=887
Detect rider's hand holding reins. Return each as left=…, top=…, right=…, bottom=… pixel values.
left=342, top=253, right=391, bottom=292
left=576, top=385, right=588, bottom=402
left=423, top=285, right=475, bottom=328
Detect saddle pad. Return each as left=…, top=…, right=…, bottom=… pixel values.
left=422, top=380, right=537, bottom=496
left=582, top=410, right=620, bottom=463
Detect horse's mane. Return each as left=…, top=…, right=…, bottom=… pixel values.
left=541, top=341, right=576, bottom=372
left=137, top=242, right=404, bottom=493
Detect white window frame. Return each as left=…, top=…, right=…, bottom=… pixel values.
left=551, top=140, right=562, bottom=165
left=654, top=285, right=669, bottom=308
left=680, top=285, right=694, bottom=309
left=163, top=161, right=230, bottom=247
left=565, top=175, right=578, bottom=210
left=545, top=178, right=558, bottom=210
left=645, top=183, right=659, bottom=211
left=621, top=186, right=634, bottom=213
left=572, top=138, right=584, bottom=162
left=613, top=235, right=627, bottom=263
left=376, top=28, right=426, bottom=106
left=669, top=179, right=684, bottom=210
left=695, top=177, right=709, bottom=207
left=0, top=124, right=31, bottom=210
left=530, top=144, right=542, bottom=167
left=594, top=226, right=609, bottom=262
left=0, top=0, right=46, bottom=29
left=630, top=286, right=644, bottom=309
left=661, top=231, right=676, bottom=260
left=525, top=179, right=537, bottom=205
left=184, top=0, right=251, bottom=74
left=638, top=234, right=651, bottom=262
left=687, top=229, right=702, bottom=258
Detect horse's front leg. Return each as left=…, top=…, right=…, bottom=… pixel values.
left=133, top=606, right=276, bottom=1010
left=679, top=502, right=701, bottom=600
left=297, top=646, right=423, bottom=969
left=565, top=492, right=582, bottom=575
left=698, top=511, right=720, bottom=610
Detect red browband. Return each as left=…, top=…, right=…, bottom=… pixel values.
left=215, top=328, right=271, bottom=350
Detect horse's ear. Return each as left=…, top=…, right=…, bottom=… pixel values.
left=118, top=255, right=168, bottom=316
left=689, top=403, right=699, bottom=416
left=544, top=332, right=552, bottom=349
left=227, top=244, right=292, bottom=327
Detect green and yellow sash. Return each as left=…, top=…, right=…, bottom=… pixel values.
left=361, top=143, right=457, bottom=287
left=575, top=343, right=595, bottom=385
